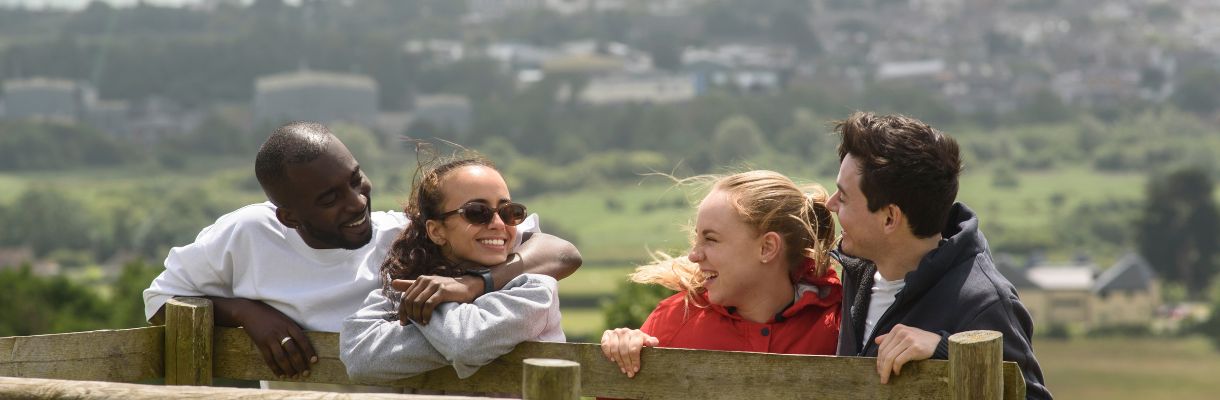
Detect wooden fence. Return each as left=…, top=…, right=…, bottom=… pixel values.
left=0, top=297, right=1026, bottom=399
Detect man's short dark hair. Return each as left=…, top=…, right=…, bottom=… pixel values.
left=836, top=111, right=962, bottom=238
left=254, top=121, right=334, bottom=206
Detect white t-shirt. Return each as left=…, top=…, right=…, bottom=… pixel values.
left=142, top=202, right=539, bottom=333
left=863, top=270, right=907, bottom=342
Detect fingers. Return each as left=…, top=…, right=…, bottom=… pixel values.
left=280, top=335, right=310, bottom=378
left=390, top=279, right=414, bottom=291
left=892, top=346, right=920, bottom=378
left=875, top=331, right=895, bottom=384
left=267, top=337, right=300, bottom=378
left=599, top=328, right=659, bottom=378
left=409, top=283, right=441, bottom=325
left=288, top=329, right=318, bottom=366
left=418, top=288, right=443, bottom=326
left=615, top=330, right=637, bottom=377
left=600, top=330, right=616, bottom=361
left=876, top=324, right=936, bottom=384
left=254, top=338, right=287, bottom=378
left=601, top=328, right=630, bottom=376
left=626, top=334, right=645, bottom=378
left=403, top=279, right=430, bottom=324
left=877, top=346, right=895, bottom=384
left=397, top=293, right=412, bottom=326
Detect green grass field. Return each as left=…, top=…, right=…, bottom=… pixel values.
left=1037, top=336, right=1220, bottom=400
left=958, top=166, right=1145, bottom=231
left=524, top=183, right=699, bottom=264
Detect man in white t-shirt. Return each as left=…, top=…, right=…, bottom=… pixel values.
left=143, top=122, right=581, bottom=383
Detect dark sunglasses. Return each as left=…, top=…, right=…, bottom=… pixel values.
left=437, top=202, right=528, bottom=226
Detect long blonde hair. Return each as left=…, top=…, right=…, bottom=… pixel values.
left=630, top=170, right=837, bottom=306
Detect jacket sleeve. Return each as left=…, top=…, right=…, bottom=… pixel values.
left=413, top=274, right=564, bottom=378
left=962, top=298, right=1053, bottom=400
left=339, top=289, right=450, bottom=384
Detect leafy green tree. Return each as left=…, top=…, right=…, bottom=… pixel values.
left=602, top=281, right=677, bottom=330
left=711, top=114, right=767, bottom=166
left=0, top=187, right=95, bottom=257
left=1137, top=168, right=1220, bottom=298
left=108, top=260, right=164, bottom=328
left=1172, top=68, right=1220, bottom=115
left=0, top=265, right=111, bottom=336
left=0, top=122, right=136, bottom=171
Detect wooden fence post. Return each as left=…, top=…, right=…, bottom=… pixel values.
left=522, top=358, right=580, bottom=400
left=949, top=330, right=1003, bottom=400
left=164, top=297, right=213, bottom=386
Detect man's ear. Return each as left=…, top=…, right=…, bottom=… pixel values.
left=881, top=204, right=905, bottom=234
left=425, top=219, right=447, bottom=246
left=275, top=207, right=301, bottom=230
left=759, top=231, right=783, bottom=264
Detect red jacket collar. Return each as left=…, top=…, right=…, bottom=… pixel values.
left=703, top=259, right=843, bottom=323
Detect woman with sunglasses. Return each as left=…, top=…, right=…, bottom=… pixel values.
left=600, top=170, right=842, bottom=378
left=340, top=155, right=565, bottom=383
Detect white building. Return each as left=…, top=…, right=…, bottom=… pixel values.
left=580, top=73, right=697, bottom=105
left=1, top=77, right=94, bottom=122
left=254, top=70, right=378, bottom=127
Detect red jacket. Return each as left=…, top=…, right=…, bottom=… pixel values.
left=640, top=267, right=842, bottom=355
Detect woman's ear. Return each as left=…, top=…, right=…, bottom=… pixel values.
left=425, top=219, right=447, bottom=246
left=760, top=231, right=783, bottom=264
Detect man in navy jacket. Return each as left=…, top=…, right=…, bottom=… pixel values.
left=826, top=112, right=1051, bottom=399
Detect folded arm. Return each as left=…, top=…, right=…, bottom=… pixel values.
left=340, top=291, right=451, bottom=384
left=413, top=274, right=564, bottom=378
left=395, top=231, right=582, bottom=325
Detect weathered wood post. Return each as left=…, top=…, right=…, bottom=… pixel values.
left=164, top=297, right=213, bottom=386
left=522, top=358, right=580, bottom=400
left=949, top=330, right=1003, bottom=400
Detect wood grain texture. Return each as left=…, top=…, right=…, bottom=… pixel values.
left=164, top=297, right=213, bottom=386
left=522, top=358, right=580, bottom=400
left=211, top=327, right=1023, bottom=399
left=0, top=376, right=486, bottom=399
left=949, top=330, right=1004, bottom=400
left=0, top=327, right=163, bottom=383
left=1, top=321, right=1026, bottom=400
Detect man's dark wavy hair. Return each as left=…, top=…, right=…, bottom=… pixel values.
left=835, top=111, right=962, bottom=238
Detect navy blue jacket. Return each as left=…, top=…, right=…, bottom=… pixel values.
left=835, top=203, right=1051, bottom=400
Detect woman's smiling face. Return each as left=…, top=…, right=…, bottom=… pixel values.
left=687, top=189, right=766, bottom=308
left=426, top=165, right=517, bottom=267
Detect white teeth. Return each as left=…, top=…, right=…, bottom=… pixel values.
left=701, top=271, right=719, bottom=279
left=345, top=214, right=367, bottom=227
left=478, top=239, right=506, bottom=246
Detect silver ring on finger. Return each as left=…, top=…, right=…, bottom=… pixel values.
left=280, top=336, right=293, bottom=347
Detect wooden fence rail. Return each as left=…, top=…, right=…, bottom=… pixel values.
left=0, top=297, right=1026, bottom=399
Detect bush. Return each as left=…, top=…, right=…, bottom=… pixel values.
left=602, top=280, right=677, bottom=330
left=1038, top=322, right=1072, bottom=340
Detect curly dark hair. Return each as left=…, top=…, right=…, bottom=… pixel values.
left=379, top=151, right=497, bottom=302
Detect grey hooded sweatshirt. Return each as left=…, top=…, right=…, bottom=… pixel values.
left=340, top=274, right=565, bottom=383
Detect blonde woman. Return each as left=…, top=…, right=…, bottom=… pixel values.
left=601, top=170, right=841, bottom=377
